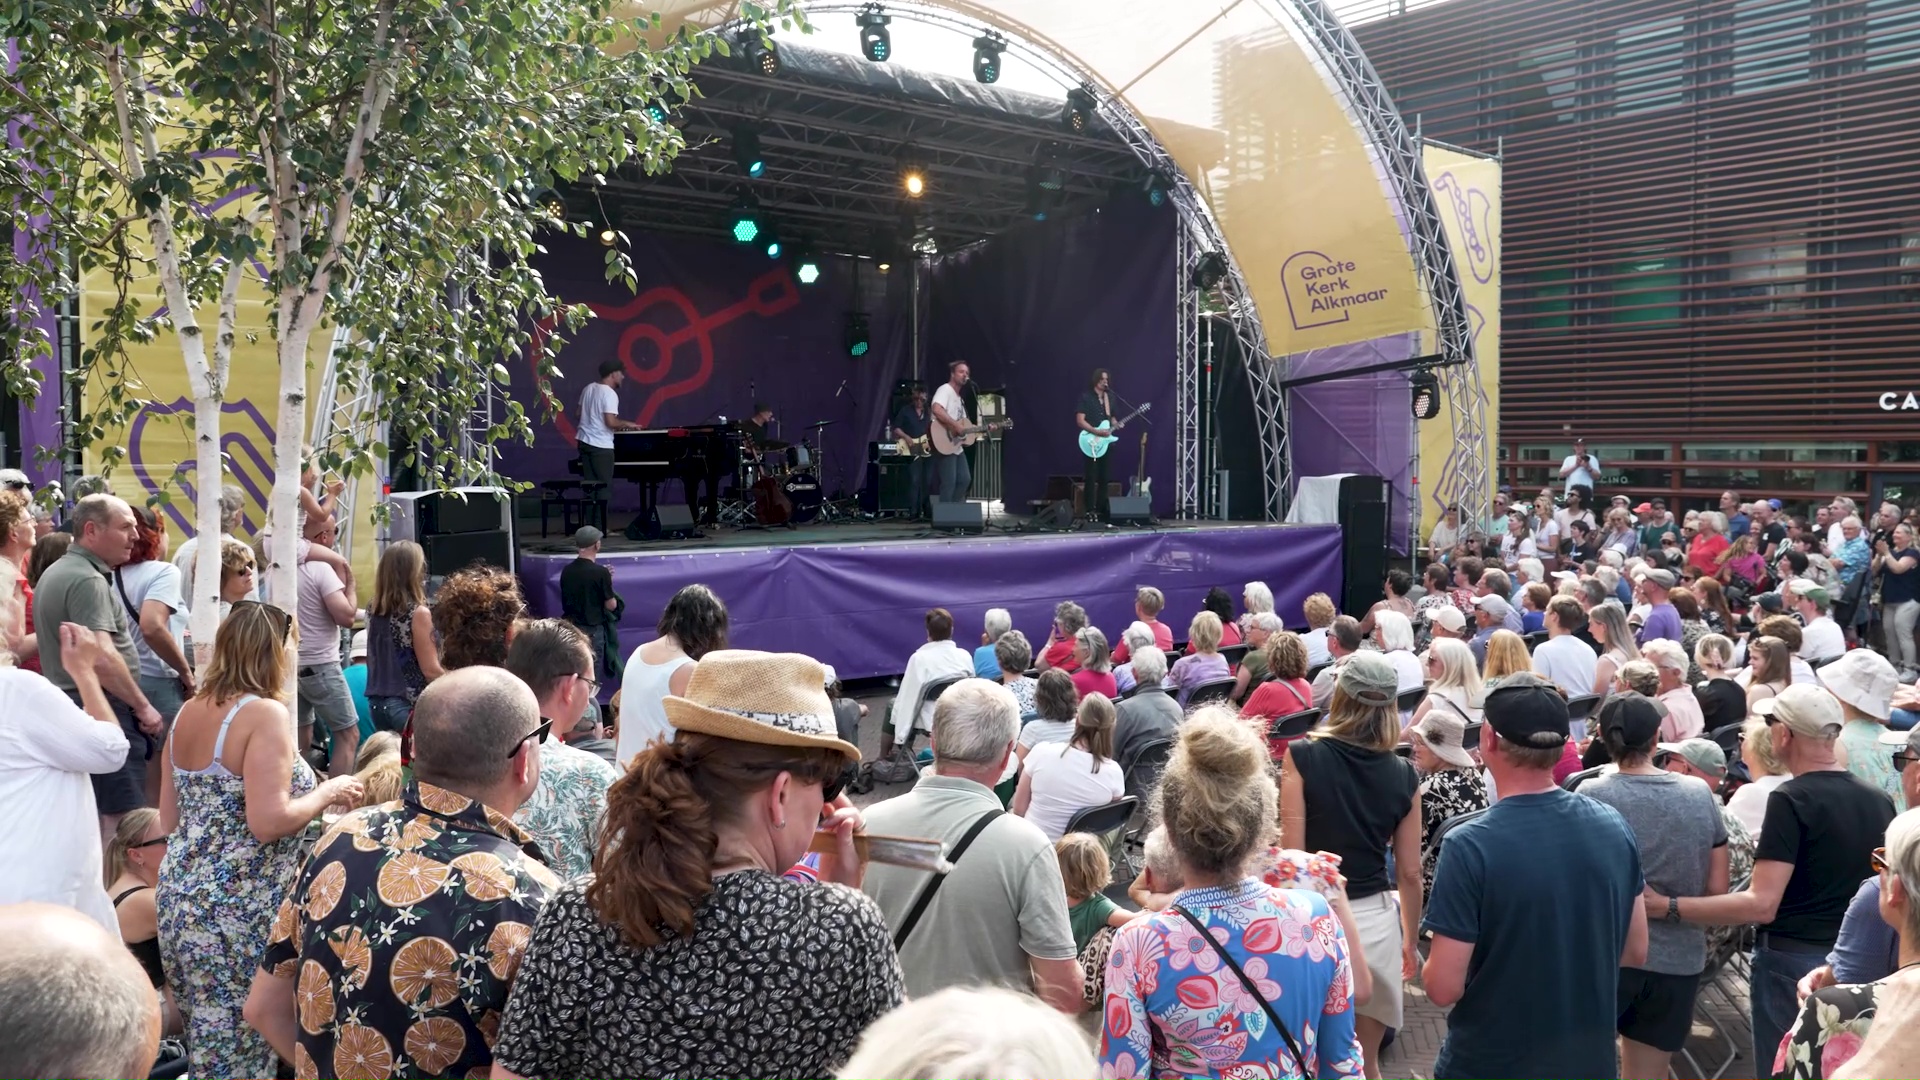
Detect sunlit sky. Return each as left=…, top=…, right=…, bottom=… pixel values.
left=771, top=0, right=1460, bottom=96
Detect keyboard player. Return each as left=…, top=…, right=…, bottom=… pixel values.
left=578, top=358, right=639, bottom=487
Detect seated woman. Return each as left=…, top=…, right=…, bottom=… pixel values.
left=1519, top=581, right=1551, bottom=635
left=1035, top=600, right=1087, bottom=673
left=1358, top=569, right=1417, bottom=638
left=1168, top=611, right=1231, bottom=705
left=1239, top=580, right=1274, bottom=639
left=1482, top=629, right=1533, bottom=684
left=1410, top=637, right=1485, bottom=727
left=1204, top=587, right=1245, bottom=648
left=491, top=651, right=903, bottom=1079
left=1015, top=692, right=1126, bottom=841
left=104, top=807, right=181, bottom=1034
left=974, top=608, right=1012, bottom=679
left=1017, top=669, right=1079, bottom=762
left=1406, top=710, right=1487, bottom=904
left=1775, top=808, right=1920, bottom=1080
left=1098, top=711, right=1365, bottom=1078
left=1070, top=626, right=1118, bottom=701
left=1112, top=622, right=1156, bottom=696
left=993, top=630, right=1037, bottom=715
left=1240, top=631, right=1313, bottom=721
left=1372, top=610, right=1425, bottom=693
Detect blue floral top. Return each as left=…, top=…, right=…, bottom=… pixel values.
left=1836, top=536, right=1872, bottom=588
left=1099, top=879, right=1364, bottom=1079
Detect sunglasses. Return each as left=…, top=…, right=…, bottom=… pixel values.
left=1895, top=750, right=1916, bottom=773
left=506, top=718, right=554, bottom=759
left=1871, top=847, right=1889, bottom=876
left=132, top=833, right=171, bottom=848
left=230, top=599, right=293, bottom=642
left=822, top=771, right=849, bottom=804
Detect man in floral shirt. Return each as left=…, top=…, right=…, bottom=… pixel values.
left=503, top=619, right=618, bottom=880
left=244, top=667, right=558, bottom=1079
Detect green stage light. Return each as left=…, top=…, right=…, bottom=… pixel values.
left=973, top=32, right=1004, bottom=84
left=858, top=4, right=892, bottom=62
left=730, top=213, right=760, bottom=244
left=733, top=127, right=765, bottom=179
left=845, top=312, right=871, bottom=357
left=765, top=237, right=782, bottom=258
left=797, top=260, right=821, bottom=284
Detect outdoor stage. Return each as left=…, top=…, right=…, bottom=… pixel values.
left=518, top=518, right=1344, bottom=681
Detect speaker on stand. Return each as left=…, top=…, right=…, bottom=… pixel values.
left=1337, top=475, right=1391, bottom=619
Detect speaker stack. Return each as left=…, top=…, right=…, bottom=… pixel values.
left=386, top=487, right=516, bottom=576
left=1337, top=474, right=1390, bottom=619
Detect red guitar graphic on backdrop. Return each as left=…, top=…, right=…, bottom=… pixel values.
left=530, top=268, right=801, bottom=442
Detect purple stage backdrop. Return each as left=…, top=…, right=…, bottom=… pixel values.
left=503, top=199, right=1174, bottom=514
left=522, top=523, right=1342, bottom=682
left=1286, top=334, right=1417, bottom=554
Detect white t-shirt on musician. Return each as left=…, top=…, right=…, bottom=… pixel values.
left=577, top=382, right=619, bottom=449
left=932, top=383, right=968, bottom=447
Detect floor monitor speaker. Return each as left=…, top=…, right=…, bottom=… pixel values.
left=931, top=500, right=985, bottom=535
left=1108, top=495, right=1152, bottom=525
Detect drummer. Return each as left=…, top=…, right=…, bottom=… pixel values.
left=742, top=402, right=779, bottom=452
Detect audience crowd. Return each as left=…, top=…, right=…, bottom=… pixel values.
left=8, top=476, right=1920, bottom=1080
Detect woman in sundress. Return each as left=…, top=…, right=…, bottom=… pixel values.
left=156, top=602, right=362, bottom=1078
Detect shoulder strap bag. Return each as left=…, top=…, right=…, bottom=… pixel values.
left=1173, top=904, right=1307, bottom=1076
left=893, top=809, right=1003, bottom=951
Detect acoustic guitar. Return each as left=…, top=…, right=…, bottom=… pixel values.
left=1078, top=403, right=1152, bottom=459
left=929, top=416, right=1013, bottom=456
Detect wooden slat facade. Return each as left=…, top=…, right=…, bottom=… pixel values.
left=1347, top=0, right=1920, bottom=449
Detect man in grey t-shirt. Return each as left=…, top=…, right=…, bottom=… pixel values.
left=860, top=679, right=1081, bottom=1013
left=1580, top=695, right=1729, bottom=1080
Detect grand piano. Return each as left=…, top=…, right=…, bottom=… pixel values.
left=613, top=423, right=744, bottom=529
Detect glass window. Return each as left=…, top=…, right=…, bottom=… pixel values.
left=1614, top=16, right=1687, bottom=114
left=1732, top=0, right=1810, bottom=94
left=1683, top=468, right=1865, bottom=494
left=1612, top=253, right=1685, bottom=324
left=1728, top=238, right=1808, bottom=313
left=1868, top=0, right=1920, bottom=71
left=1509, top=267, right=1572, bottom=330
left=1684, top=443, right=1868, bottom=464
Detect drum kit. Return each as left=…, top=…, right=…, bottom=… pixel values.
left=721, top=420, right=837, bottom=526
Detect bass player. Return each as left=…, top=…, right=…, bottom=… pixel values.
left=1076, top=368, right=1124, bottom=523
left=890, top=382, right=932, bottom=519
left=931, top=361, right=975, bottom=504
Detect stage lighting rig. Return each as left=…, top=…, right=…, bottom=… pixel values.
left=732, top=126, right=765, bottom=179
left=1140, top=171, right=1171, bottom=208
left=973, top=31, right=1005, bottom=83
left=845, top=312, right=872, bottom=357
left=1064, top=85, right=1096, bottom=132
left=1191, top=251, right=1228, bottom=291
left=763, top=229, right=782, bottom=259
left=737, top=30, right=780, bottom=76
left=899, top=152, right=926, bottom=198
left=1410, top=370, right=1441, bottom=419
left=793, top=248, right=822, bottom=284
left=857, top=4, right=892, bottom=62
left=644, top=98, right=673, bottom=125
left=727, top=194, right=762, bottom=244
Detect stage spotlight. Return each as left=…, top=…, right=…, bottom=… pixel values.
left=1141, top=171, right=1171, bottom=208
left=1064, top=85, right=1096, bottom=132
left=1410, top=370, right=1441, bottom=420
left=727, top=196, right=761, bottom=244
left=598, top=225, right=618, bottom=247
left=737, top=31, right=780, bottom=76
left=795, top=254, right=821, bottom=284
left=1191, top=251, right=1228, bottom=291
left=732, top=127, right=765, bottom=179
left=857, top=4, right=892, bottom=62
left=644, top=98, right=671, bottom=125
left=1034, top=144, right=1067, bottom=191
left=973, top=31, right=1005, bottom=83
left=877, top=261, right=892, bottom=274
left=845, top=312, right=872, bottom=357
left=900, top=158, right=926, bottom=197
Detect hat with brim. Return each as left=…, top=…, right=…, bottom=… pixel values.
left=1656, top=738, right=1726, bottom=780
left=662, top=650, right=861, bottom=760
left=1409, top=712, right=1477, bottom=770
left=1817, top=648, right=1898, bottom=721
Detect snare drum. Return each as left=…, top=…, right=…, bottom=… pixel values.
left=785, top=444, right=814, bottom=471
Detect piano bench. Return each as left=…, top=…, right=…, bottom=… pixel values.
left=566, top=483, right=609, bottom=534
left=539, top=480, right=581, bottom=538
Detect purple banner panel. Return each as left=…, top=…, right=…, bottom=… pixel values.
left=521, top=523, right=1344, bottom=683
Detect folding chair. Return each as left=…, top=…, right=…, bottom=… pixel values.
left=1220, top=644, right=1250, bottom=667
left=1396, top=686, right=1428, bottom=715
left=1266, top=708, right=1322, bottom=760
left=1066, top=796, right=1141, bottom=879
left=1185, top=677, right=1237, bottom=708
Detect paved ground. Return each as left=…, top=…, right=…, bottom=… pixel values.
left=846, top=685, right=1766, bottom=1079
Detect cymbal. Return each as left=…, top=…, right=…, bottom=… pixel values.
left=808, top=420, right=837, bottom=428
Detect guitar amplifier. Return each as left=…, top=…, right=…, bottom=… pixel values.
left=869, top=440, right=910, bottom=463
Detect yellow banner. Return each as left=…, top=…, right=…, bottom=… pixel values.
left=1416, top=144, right=1501, bottom=541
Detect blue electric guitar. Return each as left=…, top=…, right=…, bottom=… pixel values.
left=1077, top=402, right=1151, bottom=459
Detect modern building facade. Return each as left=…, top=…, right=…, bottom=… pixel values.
left=1352, top=0, right=1920, bottom=512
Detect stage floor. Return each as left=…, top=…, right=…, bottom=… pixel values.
left=518, top=515, right=1345, bottom=682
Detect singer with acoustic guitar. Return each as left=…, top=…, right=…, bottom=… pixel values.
left=929, top=361, right=1013, bottom=505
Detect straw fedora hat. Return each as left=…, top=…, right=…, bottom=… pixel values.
left=662, top=650, right=861, bottom=760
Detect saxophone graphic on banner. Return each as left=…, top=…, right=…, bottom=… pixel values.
left=1418, top=145, right=1502, bottom=546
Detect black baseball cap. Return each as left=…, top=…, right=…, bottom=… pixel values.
left=1483, top=673, right=1570, bottom=748
left=1597, top=693, right=1662, bottom=751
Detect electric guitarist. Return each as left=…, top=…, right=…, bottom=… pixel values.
left=889, top=382, right=932, bottom=518
left=1076, top=368, right=1125, bottom=523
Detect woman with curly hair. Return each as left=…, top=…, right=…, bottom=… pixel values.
left=432, top=562, right=525, bottom=670
left=491, top=651, right=902, bottom=1079
left=0, top=489, right=36, bottom=668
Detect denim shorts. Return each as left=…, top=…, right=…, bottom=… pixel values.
left=296, top=662, right=359, bottom=733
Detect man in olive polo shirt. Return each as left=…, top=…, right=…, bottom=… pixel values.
left=35, top=494, right=163, bottom=837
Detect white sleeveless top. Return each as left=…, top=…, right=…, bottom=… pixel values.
left=615, top=647, right=696, bottom=767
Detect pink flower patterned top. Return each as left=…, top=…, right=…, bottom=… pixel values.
left=1098, top=878, right=1364, bottom=1079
